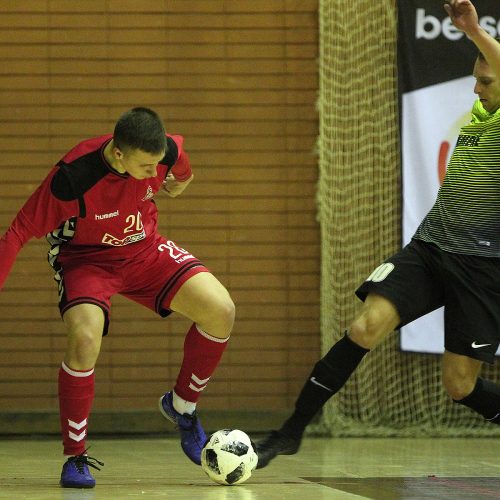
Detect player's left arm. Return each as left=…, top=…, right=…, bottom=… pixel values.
left=162, top=172, right=194, bottom=198
left=162, top=136, right=194, bottom=197
left=445, top=0, right=500, bottom=77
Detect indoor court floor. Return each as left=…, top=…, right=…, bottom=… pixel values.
left=0, top=437, right=499, bottom=499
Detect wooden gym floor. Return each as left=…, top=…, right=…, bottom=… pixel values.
left=0, top=437, right=499, bottom=499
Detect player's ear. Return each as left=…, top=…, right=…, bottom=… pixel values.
left=113, top=147, right=124, bottom=160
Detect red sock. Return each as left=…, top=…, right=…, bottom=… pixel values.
left=58, top=362, right=95, bottom=456
left=174, top=323, right=229, bottom=403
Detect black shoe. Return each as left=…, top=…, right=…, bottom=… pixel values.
left=255, top=430, right=301, bottom=469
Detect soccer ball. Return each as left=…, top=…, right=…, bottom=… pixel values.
left=201, top=429, right=258, bottom=485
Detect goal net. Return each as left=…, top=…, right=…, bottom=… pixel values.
left=317, top=0, right=500, bottom=436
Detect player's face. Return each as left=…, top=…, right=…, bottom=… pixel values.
left=473, top=59, right=500, bottom=113
left=115, top=148, right=165, bottom=179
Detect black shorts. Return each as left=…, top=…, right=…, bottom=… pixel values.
left=356, top=239, right=500, bottom=364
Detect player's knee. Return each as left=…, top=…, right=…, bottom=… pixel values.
left=203, top=292, right=235, bottom=337
left=218, top=294, right=235, bottom=334
left=442, top=374, right=476, bottom=401
left=349, top=322, right=376, bottom=349
left=67, top=328, right=101, bottom=365
left=349, top=313, right=388, bottom=349
left=349, top=297, right=397, bottom=349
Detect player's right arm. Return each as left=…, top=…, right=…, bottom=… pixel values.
left=0, top=167, right=80, bottom=291
left=445, top=0, right=500, bottom=77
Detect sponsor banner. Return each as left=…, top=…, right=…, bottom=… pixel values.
left=398, top=0, right=500, bottom=92
left=399, top=1, right=500, bottom=355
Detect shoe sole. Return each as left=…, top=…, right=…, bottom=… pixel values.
left=60, top=482, right=95, bottom=489
left=279, top=448, right=299, bottom=455
left=256, top=448, right=299, bottom=470
left=158, top=395, right=177, bottom=426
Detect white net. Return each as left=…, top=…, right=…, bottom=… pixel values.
left=317, top=0, right=500, bottom=436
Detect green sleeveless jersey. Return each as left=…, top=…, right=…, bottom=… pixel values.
left=414, top=99, right=500, bottom=257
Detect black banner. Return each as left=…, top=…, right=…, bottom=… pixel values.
left=398, top=0, right=500, bottom=93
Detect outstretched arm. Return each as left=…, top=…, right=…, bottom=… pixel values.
left=0, top=219, right=30, bottom=291
left=444, top=0, right=500, bottom=77
left=0, top=168, right=80, bottom=291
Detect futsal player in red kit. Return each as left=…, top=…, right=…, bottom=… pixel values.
left=0, top=107, right=234, bottom=488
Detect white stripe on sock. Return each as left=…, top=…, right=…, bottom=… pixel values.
left=62, top=362, right=94, bottom=377
left=68, top=418, right=87, bottom=430
left=195, top=324, right=229, bottom=343
left=191, top=373, right=210, bottom=385
left=189, top=383, right=207, bottom=392
left=68, top=430, right=86, bottom=442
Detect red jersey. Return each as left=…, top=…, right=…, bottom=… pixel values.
left=0, top=133, right=192, bottom=289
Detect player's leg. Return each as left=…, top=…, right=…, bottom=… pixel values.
left=59, top=303, right=106, bottom=488
left=444, top=352, right=500, bottom=424
left=159, top=271, right=234, bottom=465
left=441, top=252, right=500, bottom=425
left=168, top=271, right=234, bottom=402
left=284, top=293, right=400, bottom=435
left=256, top=240, right=444, bottom=469
left=120, top=237, right=230, bottom=465
left=255, top=294, right=399, bottom=468
left=52, top=258, right=116, bottom=488
left=442, top=351, right=482, bottom=401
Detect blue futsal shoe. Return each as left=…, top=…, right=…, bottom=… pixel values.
left=60, top=452, right=104, bottom=488
left=159, top=391, right=207, bottom=465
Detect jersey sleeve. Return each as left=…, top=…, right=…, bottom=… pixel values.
left=169, top=135, right=193, bottom=181
left=0, top=217, right=32, bottom=292
left=0, top=167, right=80, bottom=290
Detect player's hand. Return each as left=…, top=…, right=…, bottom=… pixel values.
left=162, top=173, right=194, bottom=197
left=444, top=0, right=479, bottom=35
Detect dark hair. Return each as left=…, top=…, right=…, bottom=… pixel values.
left=113, top=107, right=167, bottom=154
left=478, top=37, right=500, bottom=62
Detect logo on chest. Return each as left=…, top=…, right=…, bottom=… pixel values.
left=141, top=186, right=154, bottom=201
left=95, top=210, right=119, bottom=220
left=456, top=134, right=480, bottom=147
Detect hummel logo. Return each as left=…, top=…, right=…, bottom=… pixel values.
left=310, top=377, right=333, bottom=392
left=95, top=210, right=119, bottom=220
left=471, top=341, right=491, bottom=349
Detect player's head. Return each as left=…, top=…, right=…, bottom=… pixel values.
left=111, top=107, right=167, bottom=179
left=473, top=39, right=500, bottom=113
left=114, top=107, right=167, bottom=154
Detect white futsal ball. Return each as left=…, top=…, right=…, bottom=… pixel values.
left=201, top=429, right=258, bottom=485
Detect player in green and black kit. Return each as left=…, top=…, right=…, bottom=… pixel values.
left=256, top=0, right=500, bottom=469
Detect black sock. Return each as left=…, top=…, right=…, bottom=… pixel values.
left=280, top=333, right=369, bottom=440
left=454, top=378, right=500, bottom=425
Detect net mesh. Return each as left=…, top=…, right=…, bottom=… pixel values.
left=317, top=0, right=500, bottom=436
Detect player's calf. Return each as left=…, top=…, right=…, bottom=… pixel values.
left=453, top=377, right=500, bottom=425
